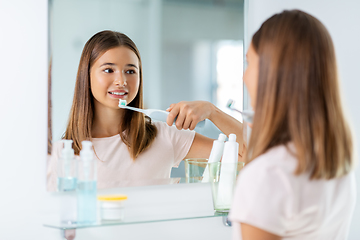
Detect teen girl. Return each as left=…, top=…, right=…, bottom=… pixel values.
left=229, top=10, right=355, bottom=240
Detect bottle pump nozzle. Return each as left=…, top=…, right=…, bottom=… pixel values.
left=62, top=140, right=74, bottom=159
left=80, top=141, right=93, bottom=161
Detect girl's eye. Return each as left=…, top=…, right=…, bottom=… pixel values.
left=126, top=70, right=136, bottom=74
left=104, top=68, right=114, bottom=73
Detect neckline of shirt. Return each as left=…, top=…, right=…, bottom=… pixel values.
left=92, top=134, right=121, bottom=141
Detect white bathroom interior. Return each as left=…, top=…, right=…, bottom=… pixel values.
left=1, top=0, right=360, bottom=239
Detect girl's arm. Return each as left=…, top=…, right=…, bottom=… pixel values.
left=166, top=101, right=244, bottom=160
left=240, top=223, right=282, bottom=240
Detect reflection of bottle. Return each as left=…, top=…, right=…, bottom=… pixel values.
left=57, top=140, right=77, bottom=191
left=216, top=134, right=238, bottom=209
left=202, top=133, right=226, bottom=182
left=57, top=140, right=77, bottom=224
left=77, top=141, right=97, bottom=224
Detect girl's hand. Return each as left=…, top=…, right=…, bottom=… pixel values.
left=166, top=101, right=215, bottom=130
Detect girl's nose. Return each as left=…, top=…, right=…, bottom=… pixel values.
left=114, top=74, right=127, bottom=87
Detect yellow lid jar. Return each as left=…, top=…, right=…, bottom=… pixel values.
left=97, top=195, right=128, bottom=221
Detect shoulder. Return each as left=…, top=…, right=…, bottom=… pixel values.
left=230, top=145, right=297, bottom=235
left=153, top=121, right=169, bottom=130
left=152, top=121, right=170, bottom=138
left=51, top=140, right=64, bottom=157
left=53, top=140, right=63, bottom=148
left=243, top=144, right=298, bottom=178
left=237, top=144, right=299, bottom=196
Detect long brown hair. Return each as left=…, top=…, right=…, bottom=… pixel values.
left=247, top=10, right=354, bottom=179
left=64, top=30, right=157, bottom=159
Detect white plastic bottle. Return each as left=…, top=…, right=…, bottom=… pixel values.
left=57, top=140, right=77, bottom=191
left=216, top=134, right=239, bottom=210
left=57, top=140, right=77, bottom=224
left=77, top=141, right=97, bottom=224
left=202, top=133, right=226, bottom=182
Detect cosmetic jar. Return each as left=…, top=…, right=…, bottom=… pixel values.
left=97, top=195, right=128, bottom=221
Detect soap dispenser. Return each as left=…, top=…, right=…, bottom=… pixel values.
left=77, top=140, right=97, bottom=224
left=57, top=139, right=77, bottom=225
left=57, top=140, right=77, bottom=191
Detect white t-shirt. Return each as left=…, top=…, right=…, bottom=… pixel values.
left=47, top=121, right=195, bottom=191
left=229, top=144, right=356, bottom=240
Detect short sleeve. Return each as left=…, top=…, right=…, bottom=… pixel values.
left=229, top=161, right=293, bottom=236
left=156, top=122, right=195, bottom=168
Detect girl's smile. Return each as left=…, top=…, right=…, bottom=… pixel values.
left=108, top=89, right=128, bottom=99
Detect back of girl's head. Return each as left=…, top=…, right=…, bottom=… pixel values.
left=247, top=10, right=354, bottom=179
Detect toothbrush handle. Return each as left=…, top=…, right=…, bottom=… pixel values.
left=123, top=106, right=206, bottom=127
left=122, top=105, right=146, bottom=114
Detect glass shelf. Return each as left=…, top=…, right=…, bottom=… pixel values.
left=44, top=211, right=228, bottom=230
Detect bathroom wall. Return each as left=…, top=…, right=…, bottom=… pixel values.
left=247, top=1, right=360, bottom=239
left=0, top=0, right=58, bottom=239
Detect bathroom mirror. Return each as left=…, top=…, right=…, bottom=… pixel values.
left=48, top=0, right=245, bottom=189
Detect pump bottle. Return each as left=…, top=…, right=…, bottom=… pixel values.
left=57, top=140, right=77, bottom=224
left=77, top=141, right=97, bottom=224
left=57, top=140, right=77, bottom=191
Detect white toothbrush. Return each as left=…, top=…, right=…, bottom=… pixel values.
left=226, top=99, right=254, bottom=123
left=119, top=99, right=205, bottom=128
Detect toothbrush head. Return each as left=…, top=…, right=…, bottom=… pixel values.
left=118, top=99, right=127, bottom=108
left=226, top=99, right=235, bottom=109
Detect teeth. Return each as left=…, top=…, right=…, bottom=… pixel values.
left=110, top=92, right=126, bottom=96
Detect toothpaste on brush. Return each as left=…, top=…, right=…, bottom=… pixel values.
left=119, top=99, right=127, bottom=107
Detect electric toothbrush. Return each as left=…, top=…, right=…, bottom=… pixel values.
left=119, top=99, right=206, bottom=128
left=226, top=99, right=254, bottom=123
